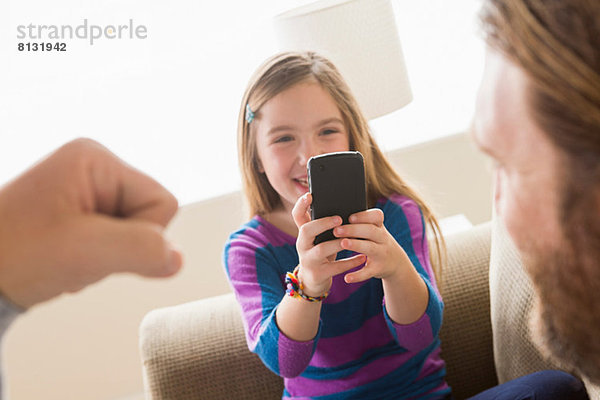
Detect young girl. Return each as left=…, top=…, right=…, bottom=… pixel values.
left=223, top=51, right=449, bottom=399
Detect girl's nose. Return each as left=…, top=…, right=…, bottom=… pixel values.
left=298, top=140, right=320, bottom=166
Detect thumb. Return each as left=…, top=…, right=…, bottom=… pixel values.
left=292, top=193, right=312, bottom=228
left=72, top=215, right=183, bottom=278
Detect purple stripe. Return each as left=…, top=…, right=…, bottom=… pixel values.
left=285, top=351, right=416, bottom=397
left=284, top=348, right=448, bottom=399
left=278, top=332, right=316, bottom=377
left=227, top=243, right=265, bottom=350
left=389, top=310, right=434, bottom=352
left=325, top=263, right=367, bottom=304
left=255, top=216, right=297, bottom=246
left=309, top=313, right=394, bottom=368
left=388, top=195, right=440, bottom=297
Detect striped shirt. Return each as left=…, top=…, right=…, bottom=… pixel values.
left=223, top=195, right=450, bottom=399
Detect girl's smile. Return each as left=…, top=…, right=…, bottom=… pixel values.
left=293, top=175, right=309, bottom=192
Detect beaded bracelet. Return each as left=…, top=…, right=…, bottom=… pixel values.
left=285, top=266, right=329, bottom=302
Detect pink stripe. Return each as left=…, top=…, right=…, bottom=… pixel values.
left=278, top=331, right=316, bottom=377
left=309, top=313, right=394, bottom=368
left=255, top=216, right=297, bottom=246
left=227, top=243, right=266, bottom=350
left=285, top=352, right=415, bottom=397
left=389, top=309, right=434, bottom=352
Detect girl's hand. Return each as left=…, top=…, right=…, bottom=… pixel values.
left=333, top=208, right=412, bottom=284
left=292, top=193, right=366, bottom=297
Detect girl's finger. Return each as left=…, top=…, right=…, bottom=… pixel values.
left=297, top=216, right=343, bottom=250
left=349, top=208, right=384, bottom=226
left=333, top=223, right=385, bottom=244
left=292, top=193, right=312, bottom=228
left=327, top=254, right=366, bottom=277
left=311, top=238, right=344, bottom=260
left=339, top=237, right=375, bottom=255
left=344, top=264, right=375, bottom=284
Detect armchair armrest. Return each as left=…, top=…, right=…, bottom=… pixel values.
left=439, top=222, right=497, bottom=399
left=139, top=294, right=283, bottom=399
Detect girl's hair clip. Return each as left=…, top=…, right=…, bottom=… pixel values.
left=245, top=104, right=255, bottom=124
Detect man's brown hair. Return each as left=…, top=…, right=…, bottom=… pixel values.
left=481, top=0, right=600, bottom=383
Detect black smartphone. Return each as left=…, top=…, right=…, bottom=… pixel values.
left=308, top=151, right=367, bottom=245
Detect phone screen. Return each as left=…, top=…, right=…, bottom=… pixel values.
left=308, top=151, right=367, bottom=245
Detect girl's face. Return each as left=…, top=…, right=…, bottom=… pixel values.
left=255, top=81, right=350, bottom=214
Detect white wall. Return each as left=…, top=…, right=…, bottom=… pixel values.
left=3, top=132, right=492, bottom=399
left=386, top=133, right=492, bottom=225
left=0, top=0, right=485, bottom=206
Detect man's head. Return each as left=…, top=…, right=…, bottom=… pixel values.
left=474, top=0, right=600, bottom=382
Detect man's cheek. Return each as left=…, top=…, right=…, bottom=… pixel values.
left=496, top=175, right=530, bottom=252
left=493, top=169, right=503, bottom=214
left=494, top=169, right=514, bottom=230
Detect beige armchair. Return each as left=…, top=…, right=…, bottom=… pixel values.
left=139, top=223, right=497, bottom=399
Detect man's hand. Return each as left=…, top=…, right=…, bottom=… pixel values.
left=0, top=138, right=183, bottom=309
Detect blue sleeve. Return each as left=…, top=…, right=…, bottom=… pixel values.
left=223, top=229, right=321, bottom=377
left=379, top=197, right=444, bottom=352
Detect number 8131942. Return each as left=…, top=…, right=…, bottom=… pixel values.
left=18, top=42, right=67, bottom=52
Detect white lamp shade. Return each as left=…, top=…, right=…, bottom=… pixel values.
left=274, top=0, right=412, bottom=120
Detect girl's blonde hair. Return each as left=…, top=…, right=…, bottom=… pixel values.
left=237, top=51, right=446, bottom=282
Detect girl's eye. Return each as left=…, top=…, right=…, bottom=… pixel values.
left=321, top=129, right=338, bottom=136
left=274, top=135, right=293, bottom=144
